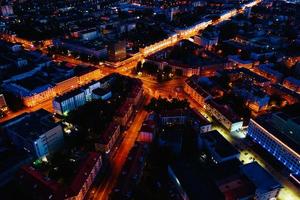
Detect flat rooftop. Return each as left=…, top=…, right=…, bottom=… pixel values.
left=240, top=162, right=281, bottom=191
left=252, top=113, right=300, bottom=155
left=202, top=130, right=240, bottom=158
left=3, top=109, right=58, bottom=141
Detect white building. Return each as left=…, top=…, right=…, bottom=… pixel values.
left=3, top=109, right=64, bottom=158
left=204, top=99, right=243, bottom=133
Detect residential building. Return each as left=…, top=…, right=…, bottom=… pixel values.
left=95, top=122, right=121, bottom=154
left=128, top=79, right=143, bottom=107
left=114, top=100, right=133, bottom=127
left=137, top=114, right=157, bottom=143
left=184, top=75, right=212, bottom=105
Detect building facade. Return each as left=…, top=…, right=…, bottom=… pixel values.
left=247, top=115, right=300, bottom=175
left=3, top=109, right=64, bottom=158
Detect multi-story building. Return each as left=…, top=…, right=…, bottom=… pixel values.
left=283, top=77, right=300, bottom=93
left=17, top=152, right=102, bottom=200
left=137, top=113, right=157, bottom=143
left=95, top=122, right=121, bottom=154
left=114, top=100, right=133, bottom=128
left=194, top=31, right=219, bottom=50
left=128, top=79, right=143, bottom=107
left=254, top=64, right=284, bottom=83
left=2, top=65, right=101, bottom=107
left=53, top=89, right=86, bottom=116
left=2, top=109, right=64, bottom=158
left=184, top=75, right=212, bottom=105
left=53, top=80, right=104, bottom=116
left=190, top=108, right=212, bottom=134
left=201, top=130, right=240, bottom=164
left=224, top=68, right=271, bottom=87
left=247, top=112, right=300, bottom=175
left=204, top=99, right=243, bottom=133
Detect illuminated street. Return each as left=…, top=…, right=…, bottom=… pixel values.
left=88, top=96, right=150, bottom=200
left=0, top=0, right=299, bottom=199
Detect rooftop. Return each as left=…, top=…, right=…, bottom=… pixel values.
left=202, top=130, right=240, bottom=159
left=240, top=162, right=281, bottom=192
left=98, top=122, right=120, bottom=145
left=2, top=109, right=58, bottom=141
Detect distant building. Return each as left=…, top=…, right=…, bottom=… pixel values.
left=254, top=64, right=284, bottom=83
left=201, top=130, right=240, bottom=164
left=108, top=41, right=127, bottom=62
left=233, top=86, right=270, bottom=113
left=2, top=109, right=64, bottom=158
left=194, top=31, right=219, bottom=50
left=224, top=68, right=271, bottom=87
left=228, top=55, right=257, bottom=69
left=79, top=28, right=99, bottom=41
left=247, top=112, right=300, bottom=175
left=3, top=65, right=101, bottom=107
left=266, top=84, right=300, bottom=105
left=283, top=77, right=300, bottom=93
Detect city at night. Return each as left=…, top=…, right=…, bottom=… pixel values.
left=0, top=0, right=299, bottom=199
